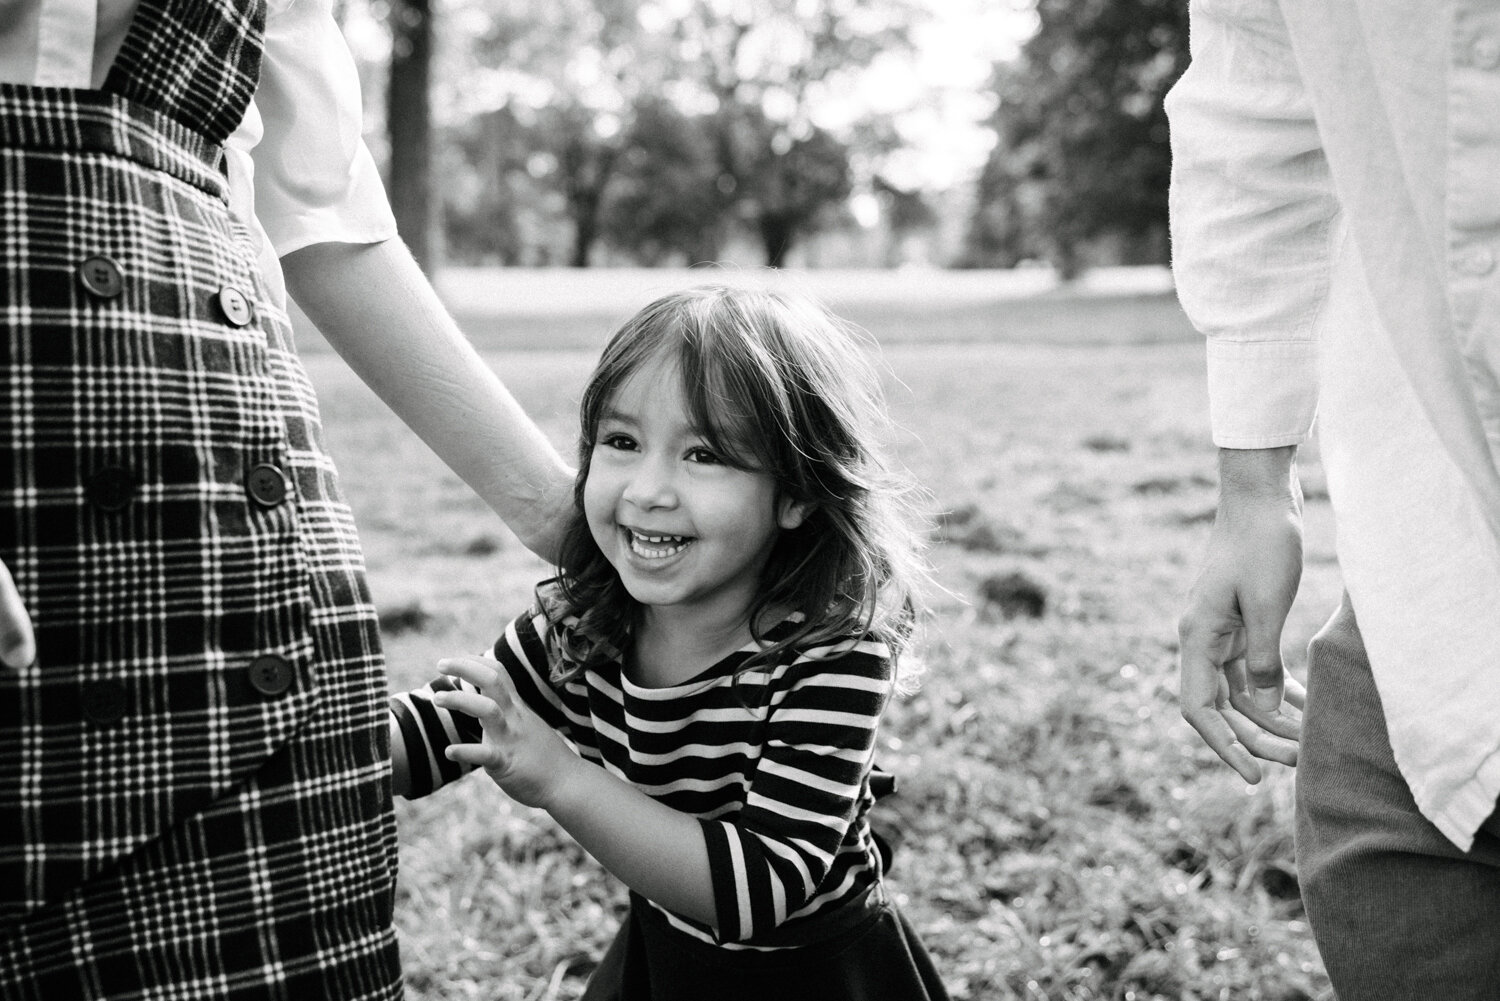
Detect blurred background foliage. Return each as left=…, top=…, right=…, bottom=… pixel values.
left=337, top=0, right=1187, bottom=275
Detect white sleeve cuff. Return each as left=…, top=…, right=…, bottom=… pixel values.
left=1206, top=338, right=1320, bottom=448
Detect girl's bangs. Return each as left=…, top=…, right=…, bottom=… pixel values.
left=678, top=334, right=782, bottom=474
left=583, top=290, right=787, bottom=475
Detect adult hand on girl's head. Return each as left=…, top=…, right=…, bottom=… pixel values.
left=434, top=655, right=581, bottom=809
left=0, top=559, right=36, bottom=670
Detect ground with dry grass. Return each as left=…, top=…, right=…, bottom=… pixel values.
left=301, top=269, right=1339, bottom=1000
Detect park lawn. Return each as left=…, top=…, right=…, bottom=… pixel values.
left=303, top=278, right=1338, bottom=1001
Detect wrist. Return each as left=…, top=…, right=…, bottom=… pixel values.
left=530, top=748, right=593, bottom=816
left=1218, top=446, right=1301, bottom=509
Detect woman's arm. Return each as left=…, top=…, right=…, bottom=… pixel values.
left=281, top=239, right=574, bottom=563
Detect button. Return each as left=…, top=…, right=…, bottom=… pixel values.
left=80, top=679, right=128, bottom=724
left=246, top=463, right=289, bottom=507
left=247, top=655, right=295, bottom=697
left=77, top=256, right=124, bottom=299
left=216, top=286, right=255, bottom=327
left=1458, top=246, right=1495, bottom=277
left=86, top=466, right=135, bottom=512
left=1474, top=35, right=1500, bottom=70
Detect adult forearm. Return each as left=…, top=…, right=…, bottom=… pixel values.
left=280, top=239, right=574, bottom=563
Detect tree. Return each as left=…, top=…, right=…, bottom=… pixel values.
left=674, top=0, right=920, bottom=266
left=441, top=106, right=534, bottom=265
left=737, top=115, right=853, bottom=267
left=601, top=98, right=724, bottom=265
left=965, top=0, right=1189, bottom=276
left=459, top=0, right=668, bottom=267
left=872, top=174, right=937, bottom=267
left=387, top=0, right=436, bottom=271
left=430, top=0, right=923, bottom=267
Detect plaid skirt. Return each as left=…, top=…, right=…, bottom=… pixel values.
left=0, top=80, right=402, bottom=999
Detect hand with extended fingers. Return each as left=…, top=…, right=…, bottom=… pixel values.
left=432, top=655, right=583, bottom=809
left=1177, top=447, right=1306, bottom=783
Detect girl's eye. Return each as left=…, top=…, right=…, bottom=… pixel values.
left=685, top=447, right=722, bottom=465
left=598, top=433, right=637, bottom=452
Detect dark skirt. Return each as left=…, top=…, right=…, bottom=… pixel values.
left=582, top=887, right=950, bottom=1001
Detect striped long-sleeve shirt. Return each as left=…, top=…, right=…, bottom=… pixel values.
left=389, top=606, right=894, bottom=949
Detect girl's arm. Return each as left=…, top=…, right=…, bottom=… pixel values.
left=435, top=656, right=718, bottom=924
left=388, top=610, right=580, bottom=800
left=437, top=635, right=894, bottom=941
left=389, top=714, right=412, bottom=799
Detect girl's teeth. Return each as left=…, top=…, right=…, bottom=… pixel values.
left=629, top=531, right=690, bottom=558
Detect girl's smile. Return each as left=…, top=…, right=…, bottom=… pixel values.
left=624, top=528, right=694, bottom=560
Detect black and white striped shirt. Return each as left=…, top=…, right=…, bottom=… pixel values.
left=390, top=608, right=894, bottom=949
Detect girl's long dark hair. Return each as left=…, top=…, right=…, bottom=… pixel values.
left=541, top=283, right=931, bottom=690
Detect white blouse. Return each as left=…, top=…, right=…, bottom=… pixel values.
left=0, top=0, right=397, bottom=307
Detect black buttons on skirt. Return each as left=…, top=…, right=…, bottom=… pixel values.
left=247, top=655, right=296, bottom=697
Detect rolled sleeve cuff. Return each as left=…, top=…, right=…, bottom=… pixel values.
left=1206, top=338, right=1320, bottom=448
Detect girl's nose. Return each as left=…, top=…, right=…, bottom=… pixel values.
left=622, top=454, right=678, bottom=509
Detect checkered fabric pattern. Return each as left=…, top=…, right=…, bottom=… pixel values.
left=0, top=2, right=402, bottom=997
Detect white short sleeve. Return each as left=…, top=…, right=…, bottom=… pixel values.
left=242, top=0, right=397, bottom=257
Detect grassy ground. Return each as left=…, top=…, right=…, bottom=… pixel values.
left=302, top=269, right=1339, bottom=1000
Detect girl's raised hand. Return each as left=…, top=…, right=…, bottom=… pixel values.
left=433, top=655, right=580, bottom=809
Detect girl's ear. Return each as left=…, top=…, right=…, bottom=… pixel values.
left=778, top=497, right=813, bottom=530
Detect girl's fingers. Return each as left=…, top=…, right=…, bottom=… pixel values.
left=432, top=689, right=502, bottom=722
left=437, top=656, right=500, bottom=690
left=484, top=662, right=524, bottom=708
left=445, top=743, right=503, bottom=768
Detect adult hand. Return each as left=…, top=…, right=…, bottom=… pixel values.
left=432, top=655, right=580, bottom=809
left=0, top=558, right=36, bottom=670
left=1178, top=446, right=1306, bottom=783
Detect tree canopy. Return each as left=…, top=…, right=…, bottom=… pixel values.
left=964, top=0, right=1188, bottom=276
left=378, top=0, right=1191, bottom=271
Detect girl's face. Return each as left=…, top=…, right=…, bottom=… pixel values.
left=583, top=354, right=809, bottom=635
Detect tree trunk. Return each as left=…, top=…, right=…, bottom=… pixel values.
left=759, top=213, right=796, bottom=268
left=387, top=0, right=435, bottom=272
left=563, top=145, right=618, bottom=268
left=569, top=207, right=598, bottom=268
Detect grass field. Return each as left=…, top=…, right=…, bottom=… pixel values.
left=301, top=268, right=1340, bottom=1001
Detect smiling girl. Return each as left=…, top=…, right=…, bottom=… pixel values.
left=389, top=285, right=949, bottom=1000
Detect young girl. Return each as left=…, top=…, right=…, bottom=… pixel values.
left=389, top=284, right=949, bottom=1000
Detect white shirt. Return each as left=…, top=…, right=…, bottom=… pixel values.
left=0, top=0, right=397, bottom=308
left=1167, top=0, right=1500, bottom=849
